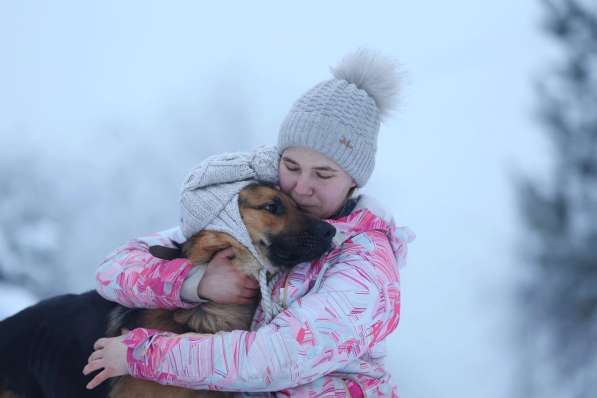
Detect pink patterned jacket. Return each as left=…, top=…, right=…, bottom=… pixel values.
left=96, top=204, right=414, bottom=397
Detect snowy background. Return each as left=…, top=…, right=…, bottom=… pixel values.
left=0, top=1, right=563, bottom=397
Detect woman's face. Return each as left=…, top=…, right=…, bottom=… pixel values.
left=278, top=146, right=357, bottom=219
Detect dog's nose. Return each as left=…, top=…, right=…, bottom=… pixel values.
left=315, top=222, right=336, bottom=240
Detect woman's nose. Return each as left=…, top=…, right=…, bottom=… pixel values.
left=294, top=174, right=313, bottom=196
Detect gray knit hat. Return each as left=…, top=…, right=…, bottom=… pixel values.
left=278, top=49, right=400, bottom=187
left=179, top=145, right=279, bottom=268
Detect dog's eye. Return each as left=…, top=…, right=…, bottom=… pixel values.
left=264, top=203, right=279, bottom=214
left=263, top=199, right=284, bottom=215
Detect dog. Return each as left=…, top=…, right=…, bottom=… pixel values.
left=106, top=181, right=336, bottom=398
left=0, top=182, right=336, bottom=398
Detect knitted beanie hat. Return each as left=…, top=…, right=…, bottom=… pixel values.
left=277, top=49, right=401, bottom=187
left=179, top=145, right=280, bottom=267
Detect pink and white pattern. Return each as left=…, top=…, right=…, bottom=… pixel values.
left=96, top=209, right=414, bottom=397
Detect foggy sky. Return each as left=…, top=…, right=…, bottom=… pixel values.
left=0, top=1, right=555, bottom=396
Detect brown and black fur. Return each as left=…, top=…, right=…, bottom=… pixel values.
left=0, top=182, right=335, bottom=398
left=107, top=182, right=336, bottom=398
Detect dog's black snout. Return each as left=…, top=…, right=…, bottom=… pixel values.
left=315, top=222, right=336, bottom=240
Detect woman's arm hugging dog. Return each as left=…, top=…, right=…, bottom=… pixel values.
left=106, top=182, right=336, bottom=398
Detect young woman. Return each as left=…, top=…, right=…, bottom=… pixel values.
left=84, top=49, right=414, bottom=397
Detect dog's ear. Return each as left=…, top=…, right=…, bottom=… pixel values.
left=149, top=245, right=184, bottom=260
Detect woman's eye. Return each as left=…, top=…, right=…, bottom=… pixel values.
left=316, top=173, right=333, bottom=180
left=284, top=162, right=299, bottom=171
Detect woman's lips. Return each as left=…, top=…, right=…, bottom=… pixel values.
left=297, top=204, right=316, bottom=210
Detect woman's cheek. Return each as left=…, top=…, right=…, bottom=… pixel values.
left=278, top=169, right=294, bottom=195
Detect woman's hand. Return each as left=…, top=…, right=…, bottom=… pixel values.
left=197, top=247, right=260, bottom=304
left=82, top=331, right=130, bottom=390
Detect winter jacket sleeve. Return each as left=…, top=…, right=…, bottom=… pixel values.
left=121, top=229, right=400, bottom=392
left=95, top=227, right=207, bottom=309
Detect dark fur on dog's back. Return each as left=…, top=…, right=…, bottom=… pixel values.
left=0, top=290, right=117, bottom=397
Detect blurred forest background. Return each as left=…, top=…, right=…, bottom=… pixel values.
left=1, top=1, right=595, bottom=397
left=517, top=1, right=597, bottom=396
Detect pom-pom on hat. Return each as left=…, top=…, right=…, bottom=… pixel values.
left=277, top=48, right=401, bottom=187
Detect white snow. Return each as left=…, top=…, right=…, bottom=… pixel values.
left=0, top=282, right=37, bottom=321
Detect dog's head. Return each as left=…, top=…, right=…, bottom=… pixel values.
left=150, top=182, right=336, bottom=274
left=238, top=182, right=336, bottom=269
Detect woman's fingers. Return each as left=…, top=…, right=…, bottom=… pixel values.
left=241, top=288, right=259, bottom=298
left=242, top=283, right=260, bottom=292
left=86, top=368, right=112, bottom=390
left=215, top=247, right=236, bottom=260
left=221, top=247, right=235, bottom=254
left=88, top=349, right=103, bottom=363
left=82, top=359, right=104, bottom=376
left=83, top=335, right=129, bottom=388
left=93, top=338, right=107, bottom=350
left=243, top=277, right=259, bottom=289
